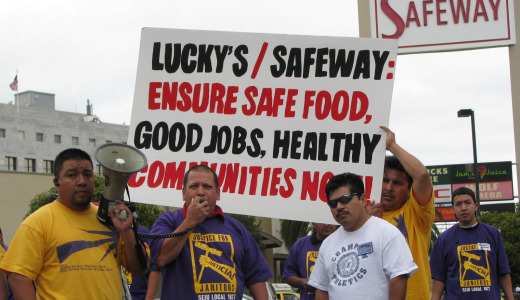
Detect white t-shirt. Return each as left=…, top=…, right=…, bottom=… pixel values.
left=308, top=217, right=418, bottom=300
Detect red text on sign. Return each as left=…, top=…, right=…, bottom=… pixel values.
left=242, top=86, right=297, bottom=117
left=303, top=90, right=370, bottom=122
left=148, top=82, right=238, bottom=114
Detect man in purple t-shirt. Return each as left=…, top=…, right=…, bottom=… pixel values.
left=430, top=187, right=514, bottom=300
left=282, top=223, right=336, bottom=300
left=150, top=165, right=273, bottom=300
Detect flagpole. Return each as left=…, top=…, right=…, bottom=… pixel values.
left=15, top=69, right=19, bottom=114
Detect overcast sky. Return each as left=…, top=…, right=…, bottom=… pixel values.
left=1, top=0, right=516, bottom=174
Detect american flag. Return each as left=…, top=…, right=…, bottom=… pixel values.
left=9, top=75, right=18, bottom=91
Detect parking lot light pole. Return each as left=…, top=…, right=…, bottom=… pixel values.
left=457, top=109, right=480, bottom=216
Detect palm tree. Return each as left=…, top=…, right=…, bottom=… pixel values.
left=279, top=220, right=311, bottom=250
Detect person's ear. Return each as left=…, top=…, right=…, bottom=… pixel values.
left=53, top=178, right=60, bottom=187
left=360, top=193, right=368, bottom=206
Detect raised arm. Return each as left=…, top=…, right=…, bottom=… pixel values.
left=111, top=201, right=149, bottom=275
left=381, top=126, right=433, bottom=206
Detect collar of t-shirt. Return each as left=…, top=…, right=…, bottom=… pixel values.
left=310, top=230, right=322, bottom=245
left=182, top=203, right=225, bottom=223
left=460, top=221, right=479, bottom=231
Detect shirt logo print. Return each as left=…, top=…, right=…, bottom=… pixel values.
left=190, top=233, right=237, bottom=294
left=457, top=244, right=491, bottom=287
left=56, top=228, right=118, bottom=263
left=393, top=214, right=409, bottom=242
left=336, top=252, right=359, bottom=278
left=306, top=251, right=319, bottom=278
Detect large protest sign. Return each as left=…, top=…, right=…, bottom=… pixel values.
left=127, top=28, right=397, bottom=223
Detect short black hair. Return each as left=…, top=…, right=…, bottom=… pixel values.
left=451, top=187, right=477, bottom=205
left=384, top=155, right=413, bottom=189
left=183, top=165, right=219, bottom=188
left=325, top=172, right=364, bottom=201
left=54, top=148, right=93, bottom=178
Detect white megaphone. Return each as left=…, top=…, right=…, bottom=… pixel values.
left=95, top=143, right=147, bottom=226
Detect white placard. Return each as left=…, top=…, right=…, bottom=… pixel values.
left=127, top=28, right=397, bottom=223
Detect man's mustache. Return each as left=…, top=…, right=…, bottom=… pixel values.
left=336, top=210, right=349, bottom=218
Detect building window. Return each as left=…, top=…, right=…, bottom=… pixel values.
left=72, top=136, right=79, bottom=145
left=44, top=160, right=54, bottom=174
left=18, top=131, right=25, bottom=141
left=89, top=138, right=96, bottom=147
left=36, top=132, right=44, bottom=142
left=0, top=129, right=5, bottom=138
left=54, top=134, right=61, bottom=144
left=25, top=158, right=36, bottom=172
left=6, top=157, right=17, bottom=171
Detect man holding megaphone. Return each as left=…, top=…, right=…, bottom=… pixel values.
left=0, top=148, right=149, bottom=299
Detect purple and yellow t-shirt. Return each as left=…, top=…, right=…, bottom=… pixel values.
left=430, top=222, right=510, bottom=300
left=150, top=207, right=273, bottom=299
left=283, top=235, right=322, bottom=300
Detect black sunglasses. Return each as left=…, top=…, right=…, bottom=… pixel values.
left=327, top=193, right=360, bottom=208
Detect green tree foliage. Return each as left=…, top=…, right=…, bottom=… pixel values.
left=280, top=220, right=311, bottom=250
left=134, top=203, right=164, bottom=230
left=478, top=208, right=520, bottom=287
left=26, top=187, right=58, bottom=219
left=26, top=176, right=163, bottom=229
left=228, top=214, right=264, bottom=248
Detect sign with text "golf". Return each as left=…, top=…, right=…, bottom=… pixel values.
left=427, top=161, right=513, bottom=205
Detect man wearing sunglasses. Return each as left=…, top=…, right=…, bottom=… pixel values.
left=308, top=172, right=417, bottom=300
left=369, top=126, right=435, bottom=300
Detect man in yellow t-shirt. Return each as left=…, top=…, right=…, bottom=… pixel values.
left=0, top=148, right=149, bottom=299
left=369, top=126, right=434, bottom=300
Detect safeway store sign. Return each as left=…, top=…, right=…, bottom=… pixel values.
left=369, top=0, right=516, bottom=53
